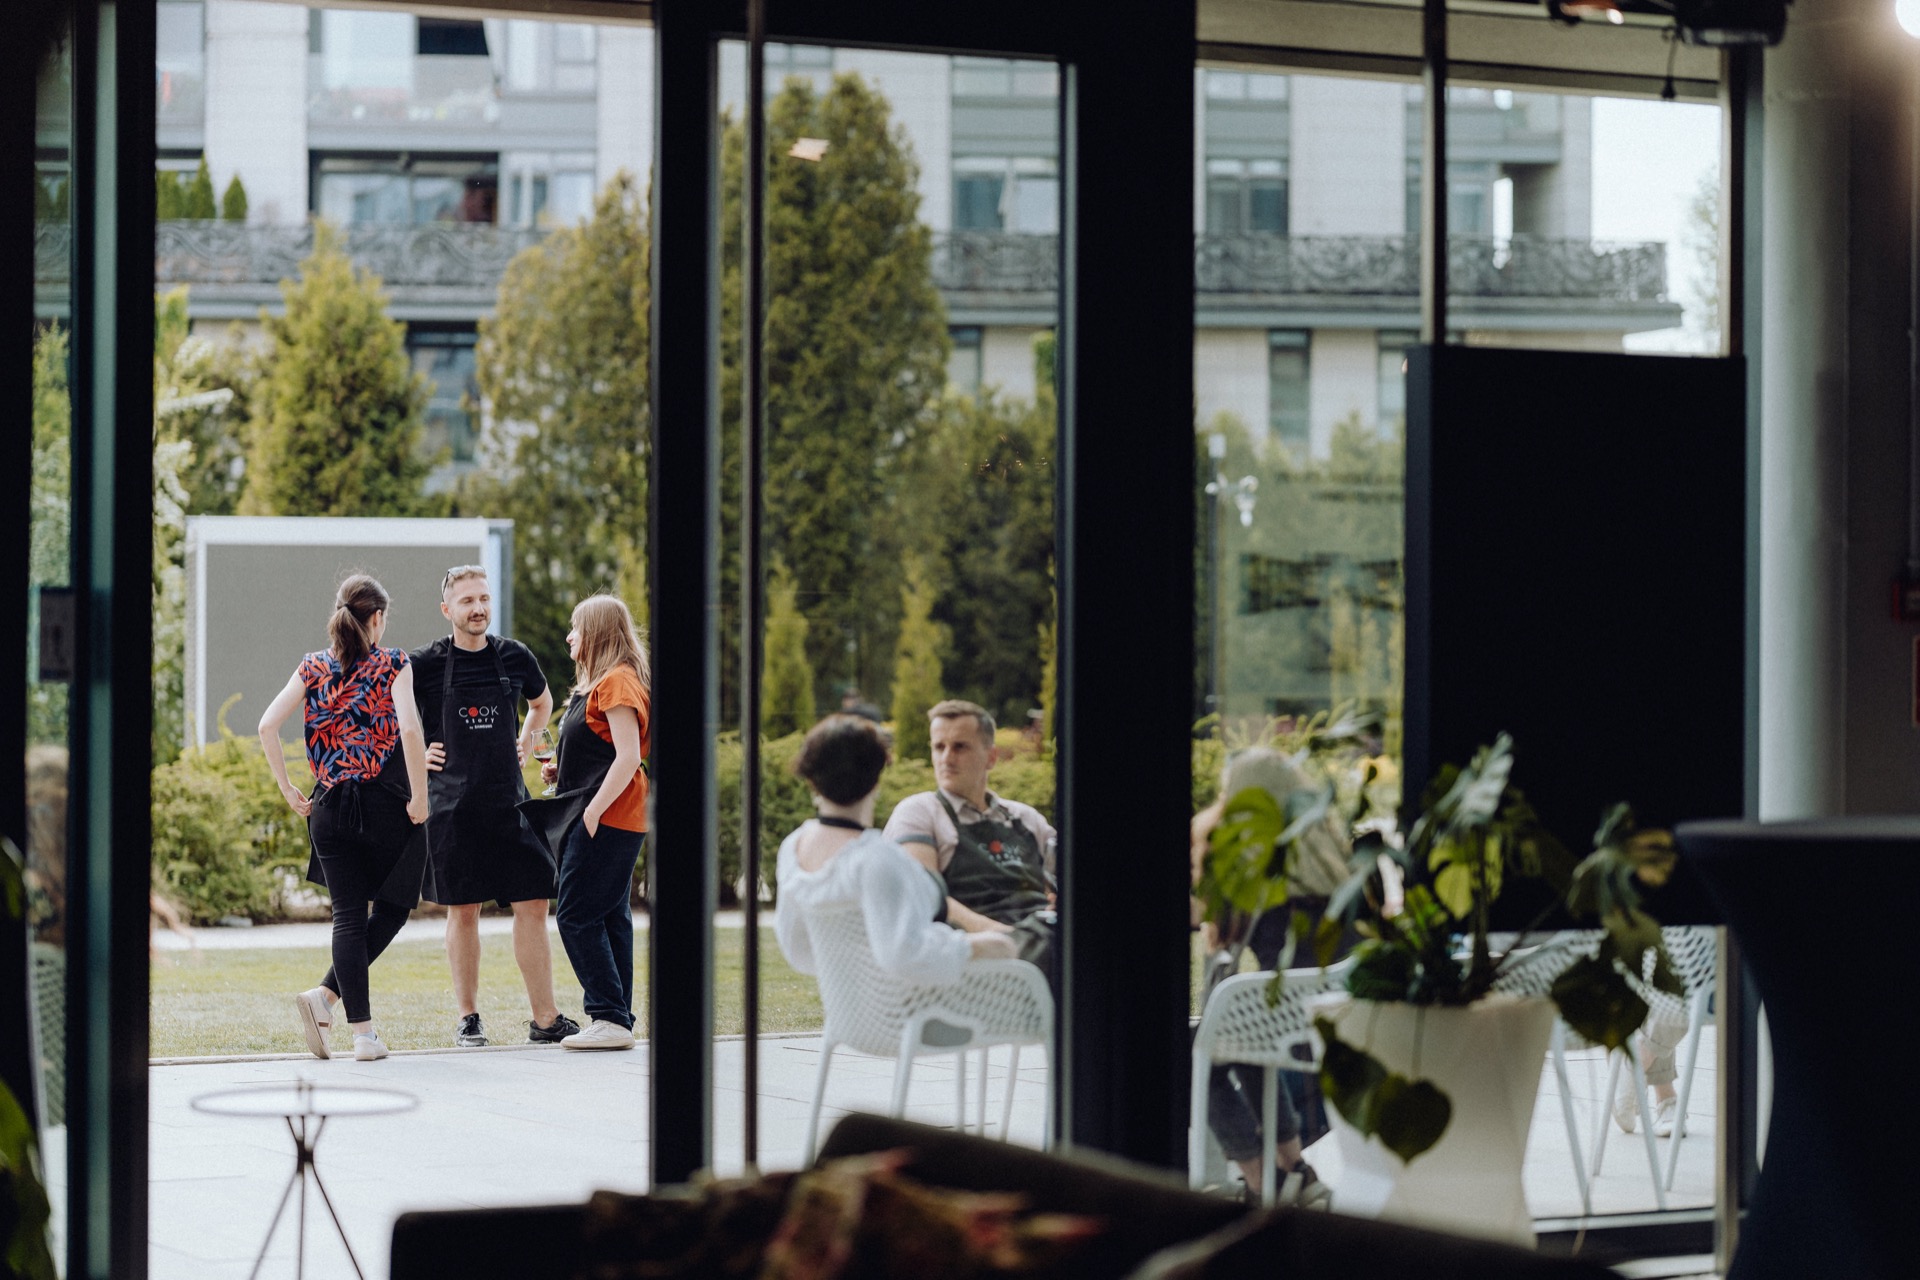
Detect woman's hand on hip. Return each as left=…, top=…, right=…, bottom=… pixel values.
left=582, top=805, right=602, bottom=838
left=279, top=779, right=312, bottom=818
left=425, top=741, right=445, bottom=772
left=406, top=792, right=430, bottom=825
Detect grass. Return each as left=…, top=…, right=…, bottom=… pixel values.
left=150, top=924, right=823, bottom=1058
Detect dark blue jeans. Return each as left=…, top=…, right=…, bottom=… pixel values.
left=556, top=822, right=644, bottom=1030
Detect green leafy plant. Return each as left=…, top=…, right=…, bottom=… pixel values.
left=1203, top=732, right=1677, bottom=1163
left=1, top=839, right=57, bottom=1280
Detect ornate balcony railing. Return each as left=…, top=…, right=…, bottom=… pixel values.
left=938, top=231, right=1670, bottom=302
left=34, top=223, right=1667, bottom=306
left=37, top=221, right=551, bottom=291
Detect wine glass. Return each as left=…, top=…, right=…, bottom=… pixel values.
left=532, top=727, right=557, bottom=796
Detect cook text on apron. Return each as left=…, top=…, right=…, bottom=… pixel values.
left=421, top=637, right=557, bottom=906
left=517, top=688, right=619, bottom=863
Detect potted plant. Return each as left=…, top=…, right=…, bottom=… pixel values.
left=1197, top=732, right=1678, bottom=1243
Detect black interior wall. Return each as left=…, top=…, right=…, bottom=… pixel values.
left=1404, top=344, right=1746, bottom=926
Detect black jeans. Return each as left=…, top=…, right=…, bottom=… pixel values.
left=557, top=822, right=645, bottom=1030
left=310, top=782, right=414, bottom=1024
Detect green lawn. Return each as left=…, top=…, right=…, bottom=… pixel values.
left=150, top=925, right=823, bottom=1059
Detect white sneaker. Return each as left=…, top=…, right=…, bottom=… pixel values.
left=353, top=1032, right=388, bottom=1062
left=1612, top=1084, right=1641, bottom=1134
left=295, top=988, right=334, bottom=1060
left=561, top=1018, right=635, bottom=1051
left=1652, top=1094, right=1679, bottom=1138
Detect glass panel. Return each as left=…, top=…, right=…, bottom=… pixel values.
left=719, top=42, right=1060, bottom=1175
left=1194, top=59, right=1728, bottom=1233
left=28, top=14, right=72, bottom=1274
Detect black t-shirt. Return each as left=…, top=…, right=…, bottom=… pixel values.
left=410, top=636, right=548, bottom=739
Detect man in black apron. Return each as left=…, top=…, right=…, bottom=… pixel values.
left=882, top=699, right=1058, bottom=972
left=412, top=566, right=578, bottom=1047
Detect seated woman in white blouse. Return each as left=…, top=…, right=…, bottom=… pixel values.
left=776, top=715, right=1017, bottom=984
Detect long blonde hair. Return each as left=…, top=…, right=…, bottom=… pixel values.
left=571, top=594, right=651, bottom=695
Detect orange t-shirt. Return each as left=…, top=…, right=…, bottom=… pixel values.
left=585, top=663, right=651, bottom=832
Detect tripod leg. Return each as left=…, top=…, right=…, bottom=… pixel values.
left=306, top=1162, right=368, bottom=1280
left=246, top=1122, right=306, bottom=1280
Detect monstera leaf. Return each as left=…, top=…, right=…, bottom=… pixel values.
left=1315, top=1015, right=1453, bottom=1164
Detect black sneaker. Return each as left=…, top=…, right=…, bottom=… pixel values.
left=528, top=1013, right=581, bottom=1044
left=455, top=1013, right=489, bottom=1047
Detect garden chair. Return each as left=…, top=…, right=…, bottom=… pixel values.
left=1489, top=932, right=1668, bottom=1215
left=1590, top=924, right=1717, bottom=1192
left=1187, top=957, right=1353, bottom=1207
left=800, top=902, right=1053, bottom=1163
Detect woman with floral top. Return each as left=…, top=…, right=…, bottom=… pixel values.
left=259, top=574, right=429, bottom=1062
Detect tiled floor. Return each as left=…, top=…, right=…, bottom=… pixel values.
left=41, top=1025, right=1717, bottom=1279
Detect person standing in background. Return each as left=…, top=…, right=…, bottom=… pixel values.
left=412, top=565, right=578, bottom=1048
left=258, top=574, right=428, bottom=1062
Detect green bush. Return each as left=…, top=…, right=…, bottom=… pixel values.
left=150, top=732, right=315, bottom=923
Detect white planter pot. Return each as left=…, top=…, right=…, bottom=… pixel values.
left=1314, top=992, right=1556, bottom=1247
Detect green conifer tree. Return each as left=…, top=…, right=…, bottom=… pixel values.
left=155, top=170, right=184, bottom=221
left=890, top=558, right=949, bottom=762
left=469, top=174, right=650, bottom=682
left=761, top=557, right=817, bottom=738
left=718, top=74, right=949, bottom=721
left=1037, top=565, right=1057, bottom=750
left=240, top=223, right=431, bottom=516
left=220, top=174, right=248, bottom=222
left=184, top=156, right=217, bottom=219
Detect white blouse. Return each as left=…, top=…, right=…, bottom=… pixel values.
left=774, top=826, right=972, bottom=986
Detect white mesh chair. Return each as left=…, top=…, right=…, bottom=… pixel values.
left=1489, top=932, right=1668, bottom=1215
left=1188, top=958, right=1352, bottom=1207
left=800, top=902, right=1053, bottom=1163
left=1591, top=925, right=1717, bottom=1192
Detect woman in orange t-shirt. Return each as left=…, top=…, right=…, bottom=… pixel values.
left=542, top=593, right=651, bottom=1050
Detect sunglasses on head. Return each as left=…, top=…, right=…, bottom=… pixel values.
left=442, top=564, right=487, bottom=589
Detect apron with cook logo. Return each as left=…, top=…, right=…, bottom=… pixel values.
left=421, top=638, right=557, bottom=905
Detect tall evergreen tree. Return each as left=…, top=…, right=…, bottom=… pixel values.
left=719, top=74, right=949, bottom=722
left=184, top=156, right=217, bottom=219
left=470, top=173, right=651, bottom=682
left=240, top=223, right=431, bottom=517
left=155, top=169, right=184, bottom=221
left=220, top=174, right=249, bottom=222
left=761, top=557, right=816, bottom=737
left=890, top=558, right=948, bottom=762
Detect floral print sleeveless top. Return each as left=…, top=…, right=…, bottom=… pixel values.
left=298, top=647, right=408, bottom=789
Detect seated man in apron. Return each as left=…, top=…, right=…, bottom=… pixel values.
left=882, top=699, right=1057, bottom=973
left=413, top=566, right=578, bottom=1047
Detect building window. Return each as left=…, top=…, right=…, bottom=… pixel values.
left=502, top=20, right=599, bottom=94
left=503, top=152, right=596, bottom=227
left=410, top=327, right=480, bottom=466
left=157, top=1, right=206, bottom=126
left=953, top=56, right=1058, bottom=98
left=1205, top=158, right=1288, bottom=235
left=1405, top=162, right=1497, bottom=238
left=948, top=327, right=983, bottom=395
left=1377, top=330, right=1417, bottom=434
left=952, top=157, right=1058, bottom=233
left=314, top=154, right=500, bottom=225
left=416, top=18, right=488, bottom=57
left=1204, top=69, right=1287, bottom=101
left=1268, top=330, right=1310, bottom=451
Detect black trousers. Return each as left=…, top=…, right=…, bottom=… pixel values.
left=310, top=781, right=415, bottom=1024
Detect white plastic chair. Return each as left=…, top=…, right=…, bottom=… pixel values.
left=1188, top=958, right=1352, bottom=1207
left=1591, top=924, right=1717, bottom=1192
left=800, top=902, right=1054, bottom=1162
left=1489, top=932, right=1668, bottom=1214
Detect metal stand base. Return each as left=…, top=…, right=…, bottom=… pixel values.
left=247, top=1115, right=364, bottom=1280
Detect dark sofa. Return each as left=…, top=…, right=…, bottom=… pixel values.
left=389, top=1114, right=1617, bottom=1279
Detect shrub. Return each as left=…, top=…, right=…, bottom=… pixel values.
left=150, top=729, right=315, bottom=923
left=220, top=174, right=248, bottom=222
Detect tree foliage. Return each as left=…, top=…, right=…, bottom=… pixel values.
left=470, top=173, right=651, bottom=682
left=221, top=174, right=249, bottom=223
left=890, top=557, right=948, bottom=762
left=240, top=223, right=431, bottom=518
left=719, top=74, right=950, bottom=722
left=761, top=557, right=817, bottom=738
left=184, top=157, right=217, bottom=220
left=154, top=289, right=256, bottom=516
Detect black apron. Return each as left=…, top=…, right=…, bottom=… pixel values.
left=304, top=751, right=426, bottom=909
left=421, top=638, right=556, bottom=906
left=517, top=689, right=618, bottom=864
left=937, top=794, right=1054, bottom=968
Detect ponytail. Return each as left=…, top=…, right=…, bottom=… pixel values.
left=328, top=573, right=390, bottom=670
